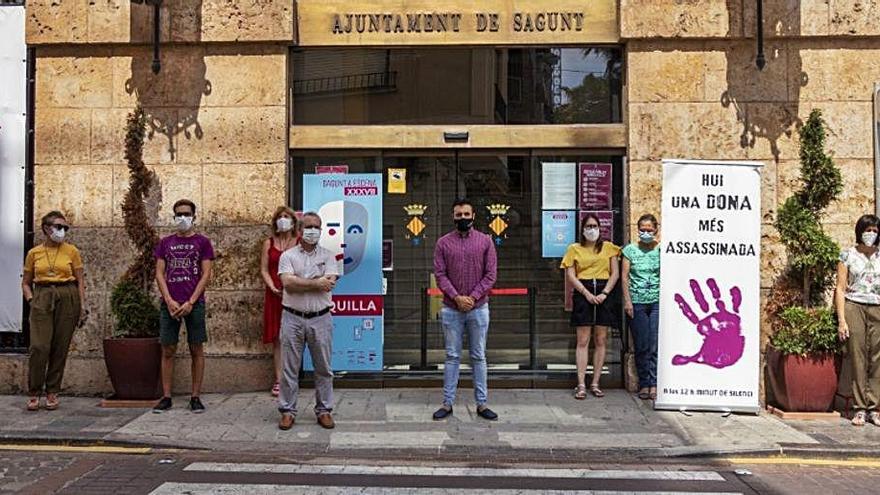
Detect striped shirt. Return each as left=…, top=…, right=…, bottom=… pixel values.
left=433, top=229, right=498, bottom=310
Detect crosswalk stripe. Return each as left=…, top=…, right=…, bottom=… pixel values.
left=151, top=483, right=742, bottom=495
left=184, top=463, right=726, bottom=481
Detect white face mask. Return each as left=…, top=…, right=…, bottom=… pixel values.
left=276, top=217, right=293, bottom=232
left=583, top=227, right=600, bottom=242
left=301, top=227, right=321, bottom=245
left=174, top=215, right=194, bottom=232
left=863, top=232, right=878, bottom=246
left=49, top=226, right=66, bottom=243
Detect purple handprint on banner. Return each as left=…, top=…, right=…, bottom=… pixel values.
left=671, top=278, right=745, bottom=369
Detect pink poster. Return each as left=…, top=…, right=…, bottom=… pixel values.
left=316, top=164, right=349, bottom=174
left=579, top=163, right=612, bottom=210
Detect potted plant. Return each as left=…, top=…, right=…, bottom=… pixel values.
left=766, top=109, right=843, bottom=412
left=103, top=106, right=162, bottom=400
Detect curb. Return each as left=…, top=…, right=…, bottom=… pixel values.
left=0, top=434, right=205, bottom=452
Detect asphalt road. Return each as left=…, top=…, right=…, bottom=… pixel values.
left=1, top=447, right=876, bottom=494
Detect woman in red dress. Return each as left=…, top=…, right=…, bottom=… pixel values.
left=260, top=206, right=298, bottom=396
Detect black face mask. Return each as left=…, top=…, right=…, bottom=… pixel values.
left=455, top=218, right=474, bottom=232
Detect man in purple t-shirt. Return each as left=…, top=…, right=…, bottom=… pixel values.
left=432, top=198, right=498, bottom=421
left=152, top=199, right=215, bottom=414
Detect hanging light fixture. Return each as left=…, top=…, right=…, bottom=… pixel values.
left=131, top=0, right=163, bottom=74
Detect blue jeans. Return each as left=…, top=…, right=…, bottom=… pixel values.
left=441, top=304, right=489, bottom=406
left=630, top=302, right=659, bottom=388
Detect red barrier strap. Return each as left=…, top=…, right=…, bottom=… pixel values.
left=426, top=288, right=528, bottom=296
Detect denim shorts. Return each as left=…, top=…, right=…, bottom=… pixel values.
left=159, top=301, right=208, bottom=345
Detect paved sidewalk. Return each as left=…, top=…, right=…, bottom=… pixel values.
left=0, top=389, right=864, bottom=461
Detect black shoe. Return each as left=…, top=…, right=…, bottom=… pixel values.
left=189, top=396, right=205, bottom=413
left=152, top=397, right=172, bottom=414
left=432, top=406, right=453, bottom=420
left=477, top=406, right=498, bottom=421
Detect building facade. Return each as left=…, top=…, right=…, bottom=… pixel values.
left=3, top=0, right=877, bottom=394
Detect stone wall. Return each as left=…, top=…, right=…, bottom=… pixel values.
left=622, top=1, right=879, bottom=357
left=8, top=3, right=293, bottom=394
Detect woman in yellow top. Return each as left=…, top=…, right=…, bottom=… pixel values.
left=560, top=214, right=620, bottom=400
left=21, top=211, right=85, bottom=411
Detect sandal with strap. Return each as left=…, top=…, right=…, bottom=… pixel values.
left=271, top=382, right=280, bottom=397
left=26, top=397, right=40, bottom=411
left=637, top=389, right=651, bottom=400
left=45, top=394, right=59, bottom=411
left=853, top=410, right=867, bottom=426
left=869, top=411, right=880, bottom=426
left=574, top=385, right=587, bottom=400
left=590, top=385, right=605, bottom=398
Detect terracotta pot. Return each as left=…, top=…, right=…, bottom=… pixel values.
left=103, top=337, right=162, bottom=400
left=766, top=346, right=838, bottom=412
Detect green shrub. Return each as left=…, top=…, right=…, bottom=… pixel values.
left=110, top=105, right=160, bottom=338
left=110, top=279, right=159, bottom=338
left=769, top=306, right=840, bottom=356
left=771, top=109, right=843, bottom=356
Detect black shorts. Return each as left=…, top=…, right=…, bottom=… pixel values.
left=570, top=279, right=616, bottom=327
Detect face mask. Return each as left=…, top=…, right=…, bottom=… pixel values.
left=638, top=231, right=655, bottom=243
left=301, top=227, right=321, bottom=245
left=174, top=215, right=193, bottom=232
left=49, top=226, right=66, bottom=243
left=863, top=232, right=878, bottom=246
left=455, top=218, right=474, bottom=232
left=583, top=228, right=600, bottom=242
left=276, top=217, right=293, bottom=232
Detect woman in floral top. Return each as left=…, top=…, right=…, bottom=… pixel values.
left=836, top=214, right=880, bottom=426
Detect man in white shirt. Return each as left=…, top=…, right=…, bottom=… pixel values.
left=277, top=211, right=339, bottom=430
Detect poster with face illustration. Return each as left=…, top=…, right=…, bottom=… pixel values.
left=656, top=160, right=762, bottom=413
left=303, top=174, right=383, bottom=371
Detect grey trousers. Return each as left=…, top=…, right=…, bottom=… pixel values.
left=277, top=311, right=334, bottom=416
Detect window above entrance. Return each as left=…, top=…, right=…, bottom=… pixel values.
left=290, top=47, right=622, bottom=126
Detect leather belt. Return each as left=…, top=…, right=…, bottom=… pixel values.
left=282, top=306, right=331, bottom=319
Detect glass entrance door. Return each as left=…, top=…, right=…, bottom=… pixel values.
left=290, top=150, right=624, bottom=383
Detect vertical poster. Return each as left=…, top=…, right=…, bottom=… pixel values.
left=656, top=160, right=763, bottom=413
left=303, top=174, right=383, bottom=371
left=578, top=163, right=612, bottom=210
left=542, top=210, right=575, bottom=258
left=541, top=162, right=576, bottom=210
left=0, top=5, right=25, bottom=333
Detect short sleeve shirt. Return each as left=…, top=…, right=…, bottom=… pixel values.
left=278, top=245, right=340, bottom=312
left=153, top=233, right=215, bottom=303
left=622, top=243, right=661, bottom=304
left=24, top=242, right=83, bottom=283
left=840, top=246, right=880, bottom=305
left=560, top=242, right=621, bottom=280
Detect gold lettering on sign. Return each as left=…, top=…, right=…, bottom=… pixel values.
left=332, top=12, right=464, bottom=34
left=512, top=12, right=584, bottom=32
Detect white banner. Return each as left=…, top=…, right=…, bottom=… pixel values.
left=0, top=5, right=26, bottom=333
left=656, top=159, right=763, bottom=413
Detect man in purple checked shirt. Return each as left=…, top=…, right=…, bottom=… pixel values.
left=432, top=199, right=498, bottom=421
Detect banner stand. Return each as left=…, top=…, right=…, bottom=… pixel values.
left=655, top=159, right=763, bottom=415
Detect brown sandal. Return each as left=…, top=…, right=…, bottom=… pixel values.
left=590, top=385, right=605, bottom=398
left=26, top=397, right=40, bottom=411
left=574, top=385, right=587, bottom=400
left=45, top=394, right=59, bottom=411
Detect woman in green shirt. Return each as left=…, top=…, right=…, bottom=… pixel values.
left=622, top=214, right=661, bottom=400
